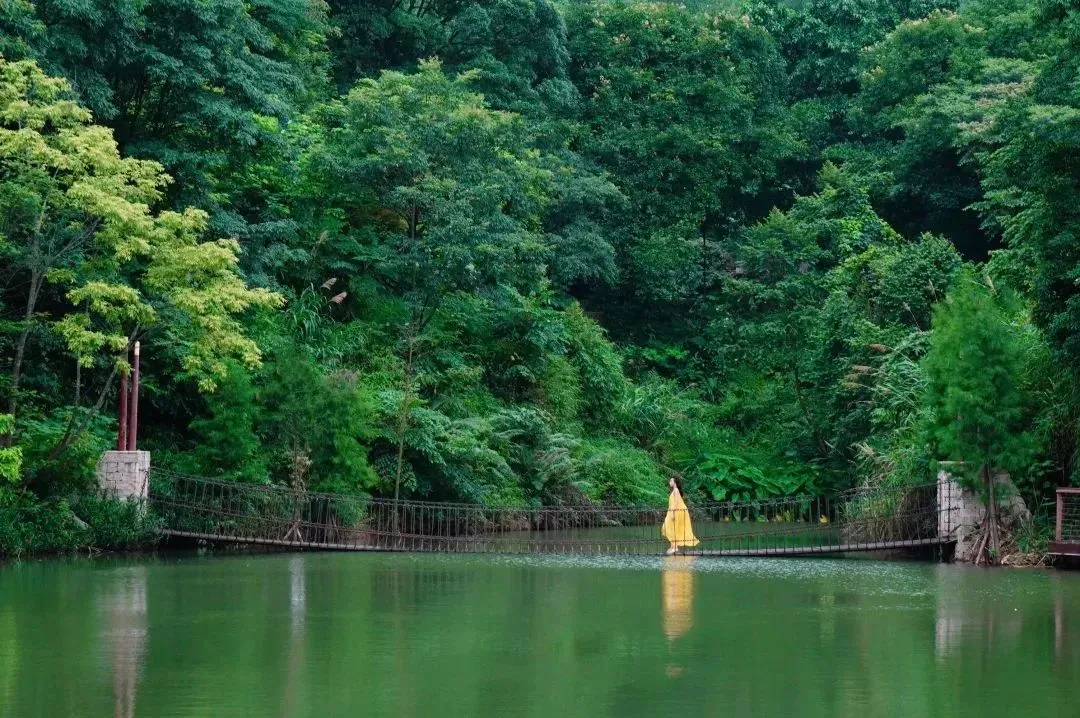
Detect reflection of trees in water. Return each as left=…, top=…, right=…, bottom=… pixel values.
left=0, top=609, right=15, bottom=709
left=1055, top=588, right=1064, bottom=664
left=101, top=566, right=147, bottom=718
left=934, top=565, right=1030, bottom=663
left=391, top=567, right=417, bottom=718
left=934, top=567, right=962, bottom=661
left=283, top=556, right=305, bottom=718
left=75, top=555, right=1080, bottom=717
left=1051, top=574, right=1078, bottom=671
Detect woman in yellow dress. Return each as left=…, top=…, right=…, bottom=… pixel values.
left=662, top=477, right=699, bottom=555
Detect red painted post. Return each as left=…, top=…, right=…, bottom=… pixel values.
left=117, top=370, right=128, bottom=451
left=127, top=342, right=140, bottom=451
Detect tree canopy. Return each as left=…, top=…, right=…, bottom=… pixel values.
left=3, top=0, right=1080, bottom=556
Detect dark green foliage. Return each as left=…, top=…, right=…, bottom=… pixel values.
left=5, top=0, right=1080, bottom=559
left=747, top=0, right=959, bottom=104
left=187, top=365, right=267, bottom=484
left=74, top=494, right=163, bottom=550
left=326, top=0, right=572, bottom=108
left=694, top=451, right=817, bottom=502
left=302, top=61, right=555, bottom=306
left=12, top=0, right=328, bottom=153
left=977, top=0, right=1080, bottom=368
left=0, top=493, right=159, bottom=557
left=0, top=499, right=83, bottom=557
left=1, top=0, right=332, bottom=255
left=562, top=305, right=630, bottom=434
left=18, top=409, right=115, bottom=497
left=0, top=0, right=41, bottom=59
left=564, top=1, right=804, bottom=339
left=840, top=10, right=990, bottom=252
left=923, top=273, right=1035, bottom=486
left=576, top=438, right=666, bottom=505
left=687, top=157, right=967, bottom=492
left=259, top=350, right=379, bottom=495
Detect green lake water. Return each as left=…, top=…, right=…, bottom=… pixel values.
left=2, top=552, right=1079, bottom=717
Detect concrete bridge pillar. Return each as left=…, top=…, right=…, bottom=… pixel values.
left=97, top=451, right=150, bottom=501
left=936, top=467, right=970, bottom=545
left=936, top=462, right=1030, bottom=562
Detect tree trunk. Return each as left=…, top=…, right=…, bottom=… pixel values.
left=973, top=463, right=1000, bottom=566
left=986, top=464, right=1000, bottom=564
left=284, top=445, right=310, bottom=543
left=5, top=268, right=44, bottom=430
left=392, top=329, right=416, bottom=537
left=792, top=363, right=828, bottom=457
left=44, top=362, right=121, bottom=466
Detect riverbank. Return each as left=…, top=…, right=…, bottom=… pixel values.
left=0, top=496, right=159, bottom=561
left=1, top=484, right=1058, bottom=567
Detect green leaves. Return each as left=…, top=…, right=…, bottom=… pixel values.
left=975, top=2, right=1080, bottom=369
left=696, top=451, right=817, bottom=503
left=6, top=0, right=1080, bottom=531
left=0, top=59, right=282, bottom=394
left=143, top=213, right=283, bottom=390
left=0, top=415, right=21, bottom=484
left=304, top=60, right=555, bottom=308
left=923, top=271, right=1035, bottom=486
left=564, top=1, right=802, bottom=338
left=257, top=351, right=379, bottom=494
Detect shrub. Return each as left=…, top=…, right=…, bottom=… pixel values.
left=576, top=439, right=667, bottom=504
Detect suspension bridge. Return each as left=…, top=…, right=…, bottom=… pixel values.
left=147, top=470, right=958, bottom=558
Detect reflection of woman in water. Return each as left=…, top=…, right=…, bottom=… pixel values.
left=662, top=555, right=696, bottom=678
left=662, top=477, right=699, bottom=555
left=662, top=557, right=695, bottom=641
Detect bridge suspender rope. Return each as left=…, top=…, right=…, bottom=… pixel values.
left=146, top=469, right=957, bottom=558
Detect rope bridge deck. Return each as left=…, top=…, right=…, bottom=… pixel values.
left=149, top=470, right=957, bottom=558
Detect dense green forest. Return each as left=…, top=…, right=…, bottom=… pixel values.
left=2, top=0, right=1079, bottom=555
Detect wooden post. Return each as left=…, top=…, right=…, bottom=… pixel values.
left=127, top=342, right=140, bottom=451
left=117, top=371, right=128, bottom=451
left=1056, top=488, right=1064, bottom=542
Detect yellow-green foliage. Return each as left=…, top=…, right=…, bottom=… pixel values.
left=0, top=59, right=281, bottom=392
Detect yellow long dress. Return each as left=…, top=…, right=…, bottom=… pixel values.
left=661, top=488, right=699, bottom=551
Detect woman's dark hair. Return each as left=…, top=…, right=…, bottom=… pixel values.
left=668, top=475, right=685, bottom=495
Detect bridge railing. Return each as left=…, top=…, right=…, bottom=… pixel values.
left=1050, top=487, right=1080, bottom=557
left=148, top=469, right=953, bottom=556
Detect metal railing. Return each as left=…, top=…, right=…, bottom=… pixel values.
left=148, top=470, right=956, bottom=557
left=1054, top=488, right=1080, bottom=546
